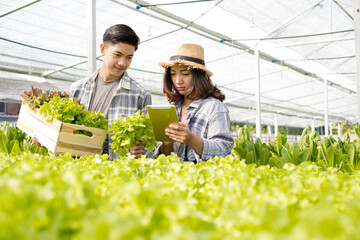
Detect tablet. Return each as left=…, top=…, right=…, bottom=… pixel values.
left=147, top=105, right=179, bottom=142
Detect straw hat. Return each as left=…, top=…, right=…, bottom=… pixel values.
left=158, top=43, right=213, bottom=77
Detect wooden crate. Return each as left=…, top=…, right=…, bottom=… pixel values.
left=17, top=103, right=107, bottom=156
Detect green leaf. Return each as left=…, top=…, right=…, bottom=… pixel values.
left=9, top=140, right=21, bottom=155
left=355, top=125, right=360, bottom=139
left=266, top=142, right=278, bottom=156
left=254, top=138, right=262, bottom=161
left=245, top=151, right=254, bottom=164
left=292, top=142, right=300, bottom=165
left=281, top=148, right=292, bottom=164
left=327, top=146, right=335, bottom=167
left=0, top=132, right=9, bottom=153
left=260, top=147, right=270, bottom=165
left=233, top=146, right=246, bottom=159
left=298, top=149, right=310, bottom=163
left=238, top=126, right=250, bottom=142
left=275, top=156, right=286, bottom=168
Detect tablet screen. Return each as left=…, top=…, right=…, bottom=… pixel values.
left=147, top=105, right=179, bottom=141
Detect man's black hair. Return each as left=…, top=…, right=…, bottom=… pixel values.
left=103, top=24, right=140, bottom=50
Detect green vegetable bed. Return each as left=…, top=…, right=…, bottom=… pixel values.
left=1, top=152, right=360, bottom=240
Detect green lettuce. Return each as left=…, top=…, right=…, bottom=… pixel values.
left=109, top=111, right=157, bottom=157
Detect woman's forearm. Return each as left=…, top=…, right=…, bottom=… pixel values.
left=186, top=133, right=203, bottom=156
left=160, top=142, right=173, bottom=156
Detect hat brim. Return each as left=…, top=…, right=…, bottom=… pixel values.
left=158, top=59, right=213, bottom=77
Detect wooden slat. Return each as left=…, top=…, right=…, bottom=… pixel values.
left=56, top=142, right=103, bottom=156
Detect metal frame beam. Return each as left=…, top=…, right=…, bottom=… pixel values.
left=0, top=0, right=41, bottom=18
left=333, top=0, right=354, bottom=20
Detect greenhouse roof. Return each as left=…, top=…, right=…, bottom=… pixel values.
left=0, top=0, right=358, bottom=128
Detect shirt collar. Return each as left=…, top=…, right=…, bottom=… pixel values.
left=188, top=99, right=204, bottom=108
left=118, top=71, right=131, bottom=90
left=174, top=98, right=205, bottom=109
left=89, top=69, right=100, bottom=83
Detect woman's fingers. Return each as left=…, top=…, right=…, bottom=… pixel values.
left=165, top=127, right=187, bottom=143
left=165, top=127, right=181, bottom=137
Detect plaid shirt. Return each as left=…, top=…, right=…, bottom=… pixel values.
left=70, top=69, right=152, bottom=160
left=156, top=97, right=234, bottom=163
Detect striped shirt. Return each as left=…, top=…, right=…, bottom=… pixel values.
left=70, top=69, right=152, bottom=160
left=156, top=97, right=234, bottom=163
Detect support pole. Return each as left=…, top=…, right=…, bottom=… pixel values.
left=255, top=49, right=261, bottom=139
left=324, top=78, right=329, bottom=137
left=274, top=113, right=278, bottom=136
left=311, top=119, right=315, bottom=131
left=355, top=0, right=360, bottom=122
left=87, top=0, right=96, bottom=76
left=329, top=0, right=333, bottom=34
left=338, top=123, right=341, bottom=137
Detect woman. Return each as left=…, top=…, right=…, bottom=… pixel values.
left=156, top=43, right=234, bottom=163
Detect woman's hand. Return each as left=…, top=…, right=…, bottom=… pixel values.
left=165, top=123, right=192, bottom=144
left=165, top=123, right=203, bottom=156
left=129, top=140, right=145, bottom=158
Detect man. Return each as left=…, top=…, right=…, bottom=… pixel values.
left=70, top=24, right=152, bottom=160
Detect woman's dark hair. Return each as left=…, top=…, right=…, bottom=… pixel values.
left=163, top=67, right=225, bottom=103
left=103, top=24, right=140, bottom=50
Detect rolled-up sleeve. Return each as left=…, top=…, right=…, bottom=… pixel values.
left=201, top=111, right=234, bottom=161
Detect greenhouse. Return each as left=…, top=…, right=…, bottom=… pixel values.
left=1, top=0, right=359, bottom=133
left=1, top=0, right=360, bottom=239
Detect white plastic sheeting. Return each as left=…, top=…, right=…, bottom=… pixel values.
left=0, top=0, right=357, bottom=128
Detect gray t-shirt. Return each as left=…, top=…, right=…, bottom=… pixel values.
left=88, top=74, right=120, bottom=116
left=88, top=74, right=120, bottom=155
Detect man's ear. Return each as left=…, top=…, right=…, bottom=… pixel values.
left=100, top=43, right=106, bottom=56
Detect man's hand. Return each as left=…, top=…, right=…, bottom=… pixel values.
left=32, top=134, right=46, bottom=148
left=129, top=140, right=145, bottom=158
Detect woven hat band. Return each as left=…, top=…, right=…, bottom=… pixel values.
left=170, top=55, right=205, bottom=66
